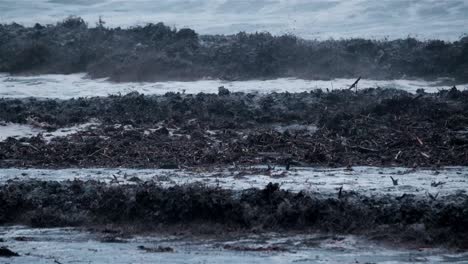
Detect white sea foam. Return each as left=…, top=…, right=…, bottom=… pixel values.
left=1, top=166, right=467, bottom=198
left=0, top=121, right=99, bottom=142
left=0, top=123, right=43, bottom=141
left=2, top=226, right=466, bottom=264
left=0, top=73, right=466, bottom=99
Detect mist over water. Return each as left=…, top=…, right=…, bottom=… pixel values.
left=1, top=0, right=468, bottom=40
left=2, top=2, right=468, bottom=263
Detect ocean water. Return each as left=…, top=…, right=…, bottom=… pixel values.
left=0, top=73, right=466, bottom=99
left=1, top=166, right=467, bottom=197
left=3, top=226, right=468, bottom=264
left=1, top=3, right=468, bottom=263
left=1, top=0, right=467, bottom=40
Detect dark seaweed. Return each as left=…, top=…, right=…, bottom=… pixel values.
left=0, top=180, right=467, bottom=248
left=1, top=17, right=468, bottom=82
left=1, top=88, right=467, bottom=168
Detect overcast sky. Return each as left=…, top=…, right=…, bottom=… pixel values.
left=1, top=0, right=467, bottom=40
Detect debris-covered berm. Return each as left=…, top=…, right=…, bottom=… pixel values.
left=1, top=87, right=467, bottom=168
left=0, top=180, right=467, bottom=249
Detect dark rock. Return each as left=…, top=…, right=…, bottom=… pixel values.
left=223, top=245, right=287, bottom=252
left=218, top=86, right=230, bottom=96
left=154, top=127, right=169, bottom=135
left=138, top=245, right=174, bottom=253
left=100, top=236, right=127, bottom=243
left=127, top=176, right=142, bottom=183
left=0, top=247, right=19, bottom=257
left=159, top=163, right=179, bottom=169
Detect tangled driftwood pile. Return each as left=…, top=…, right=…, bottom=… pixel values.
left=1, top=88, right=467, bottom=168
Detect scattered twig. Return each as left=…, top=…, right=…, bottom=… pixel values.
left=431, top=181, right=446, bottom=187
left=416, top=137, right=424, bottom=146
left=421, top=152, right=431, bottom=159
left=390, top=176, right=399, bottom=186
left=394, top=150, right=402, bottom=160
left=427, top=192, right=439, bottom=201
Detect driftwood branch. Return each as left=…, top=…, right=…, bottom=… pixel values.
left=348, top=76, right=361, bottom=90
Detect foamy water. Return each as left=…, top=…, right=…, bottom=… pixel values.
left=0, top=121, right=99, bottom=142
left=0, top=73, right=466, bottom=99
left=2, top=166, right=467, bottom=198
left=2, top=226, right=466, bottom=264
